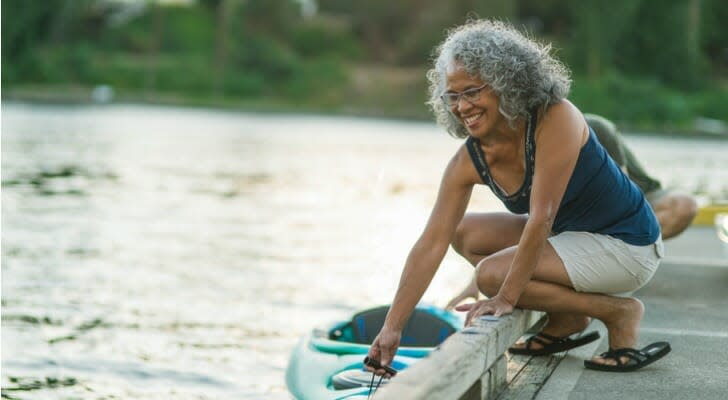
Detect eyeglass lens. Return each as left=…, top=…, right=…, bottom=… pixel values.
left=441, top=85, right=486, bottom=106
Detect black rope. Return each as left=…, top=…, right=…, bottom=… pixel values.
left=363, top=356, right=395, bottom=398
left=367, top=372, right=376, bottom=399
left=367, top=373, right=385, bottom=399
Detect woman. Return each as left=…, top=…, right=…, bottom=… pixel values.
left=366, top=19, right=669, bottom=374
left=444, top=113, right=697, bottom=309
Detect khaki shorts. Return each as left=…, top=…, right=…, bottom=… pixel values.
left=548, top=232, right=664, bottom=294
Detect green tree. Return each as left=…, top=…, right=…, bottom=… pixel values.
left=701, top=0, right=728, bottom=75
left=2, top=0, right=63, bottom=83
left=569, top=0, right=641, bottom=78
left=617, top=0, right=706, bottom=89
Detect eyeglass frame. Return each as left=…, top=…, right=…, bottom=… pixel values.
left=440, top=83, right=490, bottom=107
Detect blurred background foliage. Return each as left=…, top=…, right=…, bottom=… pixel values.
left=2, top=0, right=727, bottom=131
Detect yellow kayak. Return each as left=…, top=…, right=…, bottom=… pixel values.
left=693, top=204, right=728, bottom=226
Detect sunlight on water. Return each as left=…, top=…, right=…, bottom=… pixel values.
left=2, top=103, right=726, bottom=399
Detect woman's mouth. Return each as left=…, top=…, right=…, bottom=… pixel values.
left=463, top=112, right=483, bottom=127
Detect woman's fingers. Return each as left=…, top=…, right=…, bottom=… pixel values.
left=460, top=297, right=515, bottom=325
left=457, top=300, right=505, bottom=325
left=445, top=294, right=465, bottom=310
left=466, top=307, right=477, bottom=326
left=379, top=346, right=393, bottom=367
left=494, top=305, right=508, bottom=317
left=368, top=340, right=381, bottom=359
left=365, top=340, right=381, bottom=372
left=466, top=302, right=496, bottom=325
left=454, top=302, right=475, bottom=312
left=366, top=330, right=401, bottom=376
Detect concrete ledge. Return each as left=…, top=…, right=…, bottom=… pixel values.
left=375, top=310, right=545, bottom=400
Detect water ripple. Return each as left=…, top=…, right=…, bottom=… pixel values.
left=2, top=103, right=725, bottom=399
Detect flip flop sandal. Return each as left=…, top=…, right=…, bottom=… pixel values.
left=584, top=341, right=671, bottom=372
left=508, top=331, right=601, bottom=356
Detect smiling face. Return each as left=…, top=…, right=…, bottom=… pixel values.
left=444, top=63, right=507, bottom=139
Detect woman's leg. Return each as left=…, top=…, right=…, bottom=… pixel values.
left=477, top=243, right=643, bottom=365
left=446, top=213, right=527, bottom=308
left=650, top=191, right=697, bottom=239
left=448, top=213, right=593, bottom=346
left=451, top=212, right=528, bottom=265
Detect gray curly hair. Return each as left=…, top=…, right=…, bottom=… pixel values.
left=426, top=19, right=571, bottom=138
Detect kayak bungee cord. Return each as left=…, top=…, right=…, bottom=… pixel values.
left=363, top=356, right=397, bottom=399
left=367, top=372, right=384, bottom=399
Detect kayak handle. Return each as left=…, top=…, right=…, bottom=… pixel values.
left=363, top=356, right=398, bottom=376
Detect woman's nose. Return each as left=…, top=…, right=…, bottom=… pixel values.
left=456, top=96, right=473, bottom=112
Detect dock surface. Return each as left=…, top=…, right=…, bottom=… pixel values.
left=374, top=226, right=726, bottom=399
left=504, top=226, right=728, bottom=400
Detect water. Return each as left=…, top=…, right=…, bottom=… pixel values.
left=2, top=103, right=726, bottom=399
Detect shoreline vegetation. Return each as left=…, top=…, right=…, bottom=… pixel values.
left=2, top=1, right=727, bottom=136
left=5, top=79, right=727, bottom=138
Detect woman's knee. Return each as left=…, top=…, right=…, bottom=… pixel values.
left=475, top=258, right=507, bottom=297
left=657, top=193, right=697, bottom=220
left=451, top=220, right=468, bottom=255
left=658, top=194, right=697, bottom=235
left=676, top=195, right=698, bottom=222
left=452, top=213, right=526, bottom=265
left=451, top=217, right=480, bottom=257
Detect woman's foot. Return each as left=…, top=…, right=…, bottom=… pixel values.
left=510, top=313, right=591, bottom=351
left=589, top=297, right=645, bottom=366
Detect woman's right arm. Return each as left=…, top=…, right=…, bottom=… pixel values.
left=366, top=147, right=476, bottom=374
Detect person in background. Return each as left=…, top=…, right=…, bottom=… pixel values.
left=446, top=114, right=698, bottom=311
left=366, top=19, right=670, bottom=375
left=584, top=114, right=697, bottom=240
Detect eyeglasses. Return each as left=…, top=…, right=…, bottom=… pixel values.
left=440, top=83, right=489, bottom=107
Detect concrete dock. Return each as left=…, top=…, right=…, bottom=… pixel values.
left=503, top=226, right=728, bottom=400
left=376, top=226, right=727, bottom=400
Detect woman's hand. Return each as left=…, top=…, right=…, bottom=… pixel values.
left=365, top=327, right=401, bottom=377
left=455, top=295, right=515, bottom=326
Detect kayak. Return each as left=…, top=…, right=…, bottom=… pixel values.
left=693, top=204, right=728, bottom=226
left=285, top=304, right=462, bottom=400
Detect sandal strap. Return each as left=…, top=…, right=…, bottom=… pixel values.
left=524, top=331, right=567, bottom=350
left=524, top=335, right=549, bottom=350
left=596, top=349, right=622, bottom=366
left=611, top=348, right=648, bottom=364
left=535, top=332, right=563, bottom=342
left=599, top=347, right=647, bottom=366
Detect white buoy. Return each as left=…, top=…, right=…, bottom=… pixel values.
left=91, top=85, right=115, bottom=104
left=716, top=213, right=728, bottom=259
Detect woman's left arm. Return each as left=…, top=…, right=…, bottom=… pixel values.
left=461, top=102, right=586, bottom=322
left=499, top=102, right=586, bottom=305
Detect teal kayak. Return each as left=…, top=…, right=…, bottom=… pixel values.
left=285, top=305, right=462, bottom=399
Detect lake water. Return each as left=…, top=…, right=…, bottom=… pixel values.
left=2, top=103, right=726, bottom=399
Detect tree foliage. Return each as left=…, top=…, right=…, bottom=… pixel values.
left=1, top=0, right=726, bottom=125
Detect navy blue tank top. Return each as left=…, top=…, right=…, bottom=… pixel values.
left=465, top=112, right=660, bottom=246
